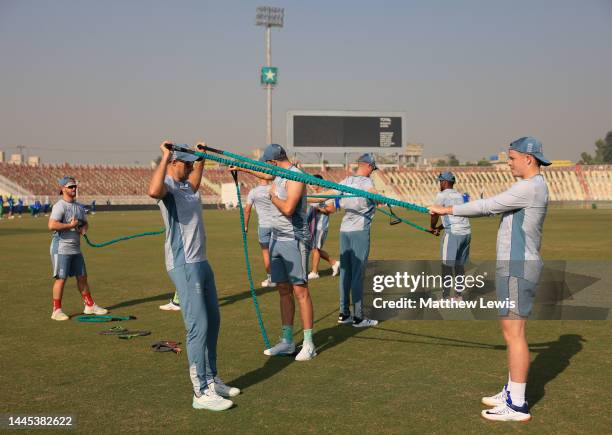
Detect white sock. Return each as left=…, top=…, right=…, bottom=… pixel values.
left=508, top=380, right=526, bottom=407
left=507, top=372, right=511, bottom=387
left=267, top=273, right=271, bottom=281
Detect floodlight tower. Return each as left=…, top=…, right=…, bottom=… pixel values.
left=256, top=6, right=284, bottom=145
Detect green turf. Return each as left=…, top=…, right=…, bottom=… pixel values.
left=1, top=209, right=611, bottom=434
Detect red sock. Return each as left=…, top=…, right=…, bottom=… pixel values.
left=82, top=292, right=94, bottom=307
left=53, top=299, right=62, bottom=310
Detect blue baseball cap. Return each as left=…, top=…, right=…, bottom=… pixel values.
left=58, top=176, right=77, bottom=187
left=357, top=153, right=377, bottom=170
left=261, top=143, right=287, bottom=162
left=437, top=171, right=456, bottom=183
left=171, top=144, right=199, bottom=163
left=509, top=137, right=551, bottom=166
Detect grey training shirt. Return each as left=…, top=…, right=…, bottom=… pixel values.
left=50, top=199, right=87, bottom=255
left=271, top=166, right=310, bottom=242
left=433, top=188, right=471, bottom=235
left=339, top=176, right=376, bottom=232
left=246, top=184, right=274, bottom=228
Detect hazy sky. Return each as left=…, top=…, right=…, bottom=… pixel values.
left=1, top=0, right=611, bottom=165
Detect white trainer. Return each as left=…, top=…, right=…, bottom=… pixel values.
left=260, top=278, right=276, bottom=288
left=51, top=309, right=69, bottom=321
left=263, top=339, right=295, bottom=356
left=482, top=385, right=507, bottom=407
left=192, top=387, right=233, bottom=411
left=307, top=271, right=320, bottom=280
left=214, top=377, right=241, bottom=397
left=331, top=261, right=340, bottom=277
left=295, top=342, right=317, bottom=361
left=159, top=301, right=181, bottom=311
left=352, top=317, right=378, bottom=328
left=83, top=304, right=108, bottom=315
left=481, top=399, right=531, bottom=422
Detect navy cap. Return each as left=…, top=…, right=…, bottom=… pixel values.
left=509, top=137, right=551, bottom=166
left=58, top=176, right=77, bottom=187
left=437, top=171, right=456, bottom=183
left=171, top=144, right=199, bottom=163
left=357, top=153, right=377, bottom=170
left=261, top=143, right=287, bottom=162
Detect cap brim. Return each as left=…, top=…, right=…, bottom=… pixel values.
left=173, top=153, right=199, bottom=162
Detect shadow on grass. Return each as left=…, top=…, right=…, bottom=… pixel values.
left=528, top=334, right=585, bottom=406
left=106, top=292, right=174, bottom=310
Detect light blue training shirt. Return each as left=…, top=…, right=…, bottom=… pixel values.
left=433, top=188, right=471, bottom=235
left=453, top=174, right=549, bottom=282
left=158, top=175, right=207, bottom=272
left=338, top=176, right=375, bottom=232
left=246, top=184, right=274, bottom=228
left=271, top=166, right=310, bottom=242
left=50, top=199, right=88, bottom=255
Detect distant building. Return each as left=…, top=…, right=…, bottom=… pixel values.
left=9, top=154, right=23, bottom=164
left=399, top=143, right=423, bottom=165
left=27, top=156, right=40, bottom=166
left=551, top=160, right=573, bottom=167
left=0, top=151, right=4, bottom=163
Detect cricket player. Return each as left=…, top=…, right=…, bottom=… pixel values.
left=244, top=177, right=275, bottom=287
left=430, top=171, right=471, bottom=299
left=429, top=137, right=550, bottom=422
left=232, top=143, right=316, bottom=361
left=308, top=175, right=340, bottom=280
left=48, top=176, right=108, bottom=321
left=149, top=141, right=239, bottom=411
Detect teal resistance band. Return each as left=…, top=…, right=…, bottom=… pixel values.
left=306, top=194, right=359, bottom=199
left=375, top=207, right=431, bottom=233
left=170, top=145, right=429, bottom=214
left=83, top=229, right=165, bottom=248
left=230, top=171, right=271, bottom=349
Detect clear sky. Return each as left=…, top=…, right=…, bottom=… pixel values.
left=1, top=0, right=611, bottom=164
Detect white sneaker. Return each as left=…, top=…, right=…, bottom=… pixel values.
left=214, top=377, right=241, bottom=397
left=482, top=385, right=507, bottom=407
left=307, top=271, right=320, bottom=280
left=481, top=398, right=531, bottom=422
left=51, top=309, right=69, bottom=321
left=263, top=339, right=295, bottom=356
left=352, top=317, right=378, bottom=328
left=331, top=261, right=340, bottom=277
left=295, top=341, right=317, bottom=361
left=260, top=278, right=276, bottom=287
left=159, top=301, right=181, bottom=311
left=83, top=304, right=108, bottom=315
left=192, top=387, right=233, bottom=411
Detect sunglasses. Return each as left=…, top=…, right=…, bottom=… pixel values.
left=65, top=185, right=77, bottom=189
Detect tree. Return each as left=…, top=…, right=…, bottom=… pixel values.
left=435, top=160, right=448, bottom=167
left=579, top=130, right=612, bottom=164
left=477, top=159, right=492, bottom=167
left=446, top=153, right=460, bottom=166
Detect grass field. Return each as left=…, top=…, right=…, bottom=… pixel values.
left=1, top=208, right=611, bottom=434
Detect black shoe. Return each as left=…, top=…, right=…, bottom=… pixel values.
left=337, top=313, right=352, bottom=324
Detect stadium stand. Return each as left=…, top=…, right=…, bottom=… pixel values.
left=1, top=161, right=611, bottom=207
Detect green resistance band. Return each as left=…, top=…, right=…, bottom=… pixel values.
left=83, top=229, right=165, bottom=248
left=169, top=145, right=429, bottom=214
left=307, top=194, right=359, bottom=199
left=375, top=207, right=432, bottom=233
left=230, top=170, right=271, bottom=349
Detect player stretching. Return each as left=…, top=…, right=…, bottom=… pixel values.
left=430, top=171, right=471, bottom=299
left=48, top=176, right=107, bottom=321
left=429, top=137, right=550, bottom=422
left=232, top=143, right=316, bottom=361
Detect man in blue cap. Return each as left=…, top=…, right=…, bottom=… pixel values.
left=48, top=176, right=108, bottom=321
left=430, top=171, right=471, bottom=299
left=429, top=137, right=551, bottom=422
left=149, top=141, right=239, bottom=411
left=232, top=143, right=316, bottom=361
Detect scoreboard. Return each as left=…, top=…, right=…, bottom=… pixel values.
left=287, top=110, right=406, bottom=153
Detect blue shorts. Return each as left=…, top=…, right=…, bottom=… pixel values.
left=441, top=233, right=471, bottom=266
left=258, top=227, right=272, bottom=247
left=496, top=275, right=537, bottom=318
left=51, top=253, right=87, bottom=279
left=269, top=238, right=309, bottom=285
left=312, top=228, right=328, bottom=250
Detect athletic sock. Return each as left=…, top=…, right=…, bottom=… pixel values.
left=82, top=292, right=94, bottom=307
left=281, top=325, right=293, bottom=343
left=508, top=380, right=526, bottom=407
left=172, top=292, right=180, bottom=305
left=53, top=299, right=62, bottom=310
left=267, top=273, right=272, bottom=281
left=303, top=328, right=313, bottom=344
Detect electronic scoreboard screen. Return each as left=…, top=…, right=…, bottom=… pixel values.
left=287, top=111, right=405, bottom=152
